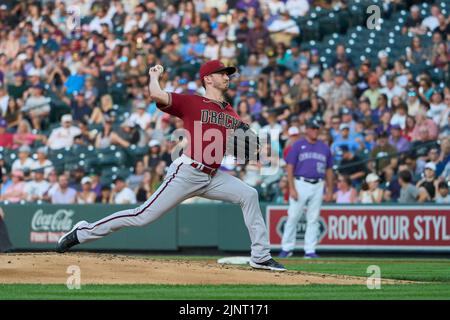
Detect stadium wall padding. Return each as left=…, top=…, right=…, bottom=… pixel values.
left=2, top=203, right=450, bottom=252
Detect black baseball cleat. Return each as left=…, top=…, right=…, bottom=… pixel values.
left=250, top=258, right=287, bottom=271
left=56, top=221, right=86, bottom=253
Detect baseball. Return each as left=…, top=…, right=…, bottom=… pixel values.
left=155, top=64, right=164, bottom=73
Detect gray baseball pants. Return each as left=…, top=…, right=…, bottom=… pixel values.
left=75, top=155, right=272, bottom=263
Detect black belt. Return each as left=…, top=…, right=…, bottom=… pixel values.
left=296, top=177, right=322, bottom=184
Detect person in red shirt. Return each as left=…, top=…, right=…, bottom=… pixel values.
left=57, top=60, right=285, bottom=271
left=0, top=118, right=13, bottom=148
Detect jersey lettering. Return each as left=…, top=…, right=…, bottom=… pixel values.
left=201, top=110, right=240, bottom=129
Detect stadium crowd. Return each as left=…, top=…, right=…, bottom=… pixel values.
left=0, top=0, right=449, bottom=205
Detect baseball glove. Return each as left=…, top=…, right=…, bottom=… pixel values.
left=226, top=122, right=260, bottom=163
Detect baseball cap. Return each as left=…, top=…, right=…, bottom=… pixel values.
left=81, top=177, right=92, bottom=185
left=378, top=50, right=388, bottom=59
left=425, top=162, right=436, bottom=171
left=335, top=69, right=345, bottom=77
left=340, top=107, right=352, bottom=115
left=306, top=119, right=321, bottom=129
left=148, top=139, right=161, bottom=148
left=288, top=126, right=300, bottom=136
left=18, top=145, right=31, bottom=153
left=366, top=173, right=379, bottom=183
left=199, top=60, right=237, bottom=85
left=34, top=168, right=45, bottom=174
left=391, top=124, right=402, bottom=130
left=339, top=123, right=350, bottom=130
left=61, top=114, right=73, bottom=123
left=37, top=147, right=48, bottom=155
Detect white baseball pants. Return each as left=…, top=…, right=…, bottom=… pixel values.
left=281, top=179, right=324, bottom=254
left=75, top=155, right=272, bottom=263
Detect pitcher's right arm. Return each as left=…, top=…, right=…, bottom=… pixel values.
left=148, top=65, right=170, bottom=106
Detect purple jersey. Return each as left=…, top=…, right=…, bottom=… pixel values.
left=286, top=138, right=333, bottom=179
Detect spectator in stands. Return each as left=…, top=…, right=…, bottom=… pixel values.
left=406, top=37, right=428, bottom=65
left=435, top=181, right=450, bottom=204
left=48, top=174, right=77, bottom=204
left=389, top=125, right=410, bottom=153
left=128, top=100, right=152, bottom=131
left=433, top=42, right=449, bottom=70
left=412, top=110, right=438, bottom=141
left=12, top=119, right=46, bottom=149
left=30, top=147, right=53, bottom=178
left=95, top=116, right=130, bottom=149
left=359, top=173, right=384, bottom=204
left=127, top=160, right=146, bottom=191
left=22, top=84, right=51, bottom=131
left=267, top=9, right=300, bottom=47
left=397, top=169, right=419, bottom=203
left=136, top=170, right=153, bottom=202
left=246, top=16, right=271, bottom=54
left=362, top=74, right=382, bottom=110
left=390, top=102, right=408, bottom=130
left=421, top=4, right=441, bottom=32
left=417, top=162, right=438, bottom=203
left=117, top=119, right=141, bottom=146
left=96, top=185, right=112, bottom=204
left=338, top=145, right=366, bottom=186
left=370, top=131, right=397, bottom=173
left=76, top=177, right=97, bottom=204
left=402, top=5, right=424, bottom=35
left=331, top=123, right=360, bottom=162
left=3, top=97, right=22, bottom=130
left=326, top=69, right=353, bottom=113
left=334, top=174, right=358, bottom=204
left=46, top=114, right=81, bottom=150
left=90, top=94, right=114, bottom=124
left=68, top=91, right=92, bottom=123
left=0, top=170, right=26, bottom=203
left=285, top=0, right=310, bottom=18
left=380, top=75, right=406, bottom=107
left=11, top=145, right=34, bottom=173
left=111, top=176, right=136, bottom=205
left=23, top=168, right=50, bottom=202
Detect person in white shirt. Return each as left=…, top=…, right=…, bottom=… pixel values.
left=0, top=85, right=9, bottom=117
left=128, top=101, right=152, bottom=130
left=427, top=91, right=447, bottom=125
left=285, top=0, right=310, bottom=18
left=24, top=168, right=50, bottom=202
left=268, top=10, right=300, bottom=46
left=380, top=75, right=406, bottom=107
left=111, top=177, right=137, bottom=204
left=435, top=182, right=450, bottom=204
left=421, top=4, right=441, bottom=32
left=203, top=34, right=220, bottom=61
left=31, top=147, right=54, bottom=178
left=88, top=5, right=113, bottom=33
left=266, top=0, right=285, bottom=16
left=46, top=114, right=81, bottom=150
left=12, top=145, right=35, bottom=173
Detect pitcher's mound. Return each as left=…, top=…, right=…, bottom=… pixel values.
left=0, top=253, right=403, bottom=285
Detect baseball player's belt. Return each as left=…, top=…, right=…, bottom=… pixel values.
left=296, top=177, right=322, bottom=184
left=190, top=162, right=217, bottom=176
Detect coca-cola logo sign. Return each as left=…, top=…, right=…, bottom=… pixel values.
left=31, top=209, right=74, bottom=232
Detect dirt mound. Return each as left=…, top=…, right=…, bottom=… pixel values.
left=0, top=253, right=405, bottom=285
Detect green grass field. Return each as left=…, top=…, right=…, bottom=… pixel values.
left=1, top=256, right=449, bottom=300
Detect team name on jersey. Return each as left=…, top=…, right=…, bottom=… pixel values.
left=298, top=151, right=326, bottom=162
left=200, top=110, right=240, bottom=129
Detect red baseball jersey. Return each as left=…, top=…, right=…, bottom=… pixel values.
left=158, top=92, right=241, bottom=169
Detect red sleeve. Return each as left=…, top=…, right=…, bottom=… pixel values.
left=156, top=92, right=190, bottom=118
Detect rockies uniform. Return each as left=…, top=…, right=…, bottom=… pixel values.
left=56, top=60, right=285, bottom=271
left=279, top=119, right=333, bottom=258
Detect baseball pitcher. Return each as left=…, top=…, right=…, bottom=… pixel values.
left=56, top=60, right=285, bottom=271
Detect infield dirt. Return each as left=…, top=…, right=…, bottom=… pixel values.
left=0, top=253, right=410, bottom=285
